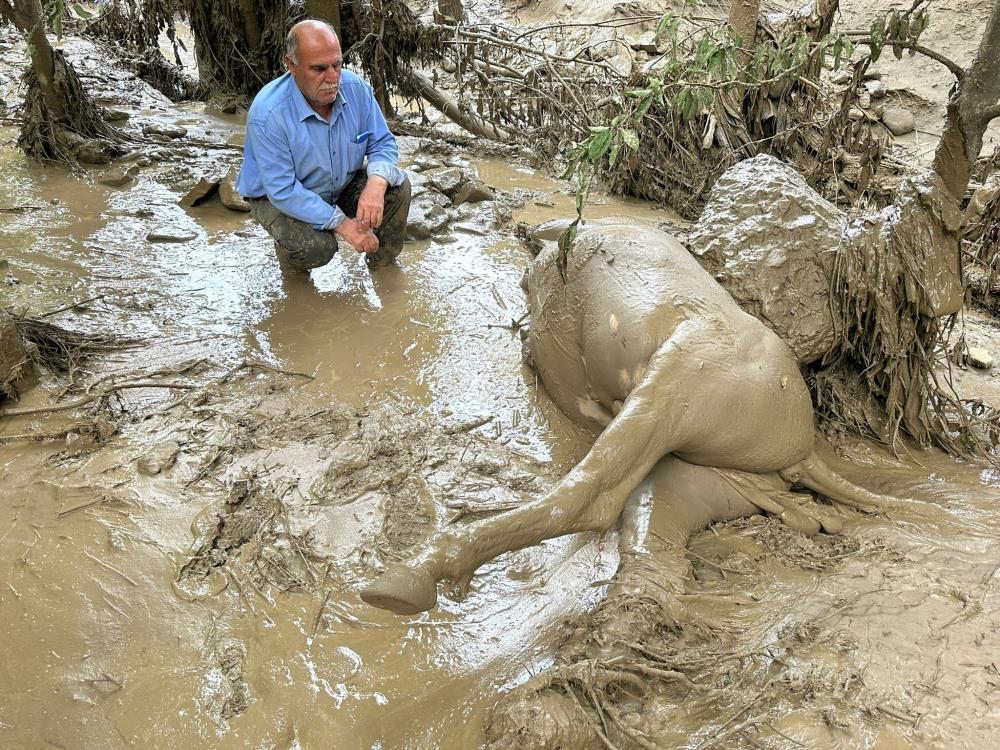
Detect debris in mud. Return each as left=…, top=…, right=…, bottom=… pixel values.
left=0, top=308, right=33, bottom=399
left=176, top=474, right=315, bottom=599
left=136, top=439, right=181, bottom=476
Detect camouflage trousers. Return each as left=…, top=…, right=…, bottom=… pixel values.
left=248, top=171, right=411, bottom=270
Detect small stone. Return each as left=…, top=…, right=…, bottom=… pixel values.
left=863, top=79, right=887, bottom=99
left=425, top=167, right=465, bottom=197
left=967, top=347, right=993, bottom=370
left=142, top=123, right=188, bottom=139
left=862, top=69, right=882, bottom=81
left=452, top=180, right=494, bottom=205
left=219, top=167, right=250, bottom=212
left=406, top=202, right=450, bottom=240
left=136, top=440, right=181, bottom=476
left=147, top=230, right=197, bottom=243
left=830, top=70, right=852, bottom=85
left=105, top=109, right=130, bottom=122
left=630, top=31, right=661, bottom=55
left=98, top=166, right=136, bottom=188
left=848, top=108, right=865, bottom=121
left=411, top=154, right=444, bottom=172
left=179, top=176, right=220, bottom=208
left=882, top=107, right=916, bottom=136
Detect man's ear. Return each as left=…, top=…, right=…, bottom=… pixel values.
left=285, top=55, right=296, bottom=73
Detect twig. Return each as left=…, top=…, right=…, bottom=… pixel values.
left=82, top=549, right=139, bottom=586
left=443, top=415, right=493, bottom=434
left=0, top=381, right=196, bottom=418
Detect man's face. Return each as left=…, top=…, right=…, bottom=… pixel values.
left=287, top=29, right=343, bottom=112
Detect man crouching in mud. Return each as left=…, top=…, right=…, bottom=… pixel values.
left=238, top=20, right=411, bottom=272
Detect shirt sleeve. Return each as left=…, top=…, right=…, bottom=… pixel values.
left=362, top=91, right=406, bottom=188
left=247, top=117, right=342, bottom=231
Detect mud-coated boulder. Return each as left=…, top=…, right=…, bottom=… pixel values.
left=689, top=155, right=846, bottom=364
left=689, top=155, right=964, bottom=366
left=0, top=310, right=32, bottom=399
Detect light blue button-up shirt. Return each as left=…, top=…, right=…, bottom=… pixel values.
left=237, top=69, right=406, bottom=231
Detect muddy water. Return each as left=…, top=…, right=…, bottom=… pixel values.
left=2, top=92, right=1000, bottom=749
left=0, top=111, right=664, bottom=749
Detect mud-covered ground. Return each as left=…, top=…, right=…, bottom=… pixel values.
left=3, top=1, right=1000, bottom=748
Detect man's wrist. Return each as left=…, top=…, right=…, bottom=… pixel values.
left=366, top=175, right=389, bottom=192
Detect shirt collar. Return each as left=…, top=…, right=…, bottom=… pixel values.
left=287, top=73, right=349, bottom=124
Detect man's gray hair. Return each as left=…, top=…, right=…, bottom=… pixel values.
left=285, top=20, right=339, bottom=64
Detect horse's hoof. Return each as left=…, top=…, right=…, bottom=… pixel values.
left=360, top=564, right=438, bottom=615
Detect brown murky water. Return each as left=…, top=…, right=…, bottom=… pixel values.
left=3, top=67, right=1000, bottom=750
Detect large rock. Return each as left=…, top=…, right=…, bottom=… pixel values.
left=689, top=155, right=846, bottom=364
left=690, top=156, right=964, bottom=366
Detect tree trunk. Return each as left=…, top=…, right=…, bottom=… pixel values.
left=932, top=0, right=1000, bottom=201
left=0, top=0, right=119, bottom=162
left=436, top=0, right=463, bottom=22
left=370, top=0, right=394, bottom=117
left=728, top=0, right=759, bottom=54
left=183, top=0, right=289, bottom=100
left=406, top=71, right=511, bottom=141
left=305, top=0, right=341, bottom=38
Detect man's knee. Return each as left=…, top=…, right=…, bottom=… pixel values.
left=382, top=175, right=412, bottom=220
left=249, top=198, right=338, bottom=270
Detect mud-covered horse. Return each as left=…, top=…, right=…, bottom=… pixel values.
left=361, top=223, right=898, bottom=615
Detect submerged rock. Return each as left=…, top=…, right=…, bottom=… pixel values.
left=98, top=165, right=138, bottom=188
left=147, top=230, right=197, bottom=243
left=406, top=201, right=451, bottom=240
left=137, top=440, right=181, bottom=476
left=690, top=154, right=846, bottom=364
left=143, top=123, right=188, bottom=139
left=452, top=180, right=495, bottom=205
left=179, top=176, right=221, bottom=208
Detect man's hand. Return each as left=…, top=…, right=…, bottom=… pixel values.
left=335, top=217, right=379, bottom=254
left=356, top=175, right=389, bottom=230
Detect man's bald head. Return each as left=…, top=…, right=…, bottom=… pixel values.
left=285, top=20, right=343, bottom=117
left=285, top=20, right=339, bottom=65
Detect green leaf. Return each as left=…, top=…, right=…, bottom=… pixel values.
left=869, top=15, right=886, bottom=62
left=655, top=12, right=673, bottom=43
left=621, top=129, right=639, bottom=151
left=587, top=128, right=613, bottom=162
left=72, top=3, right=94, bottom=19
left=635, top=93, right=654, bottom=121
left=609, top=138, right=622, bottom=168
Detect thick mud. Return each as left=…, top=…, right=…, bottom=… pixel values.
left=3, top=5, right=1000, bottom=749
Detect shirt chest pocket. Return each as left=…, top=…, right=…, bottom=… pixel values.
left=346, top=139, right=368, bottom=169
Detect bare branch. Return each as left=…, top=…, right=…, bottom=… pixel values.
left=983, top=102, right=1000, bottom=124
left=847, top=34, right=966, bottom=80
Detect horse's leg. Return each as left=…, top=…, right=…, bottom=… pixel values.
left=361, top=323, right=707, bottom=614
